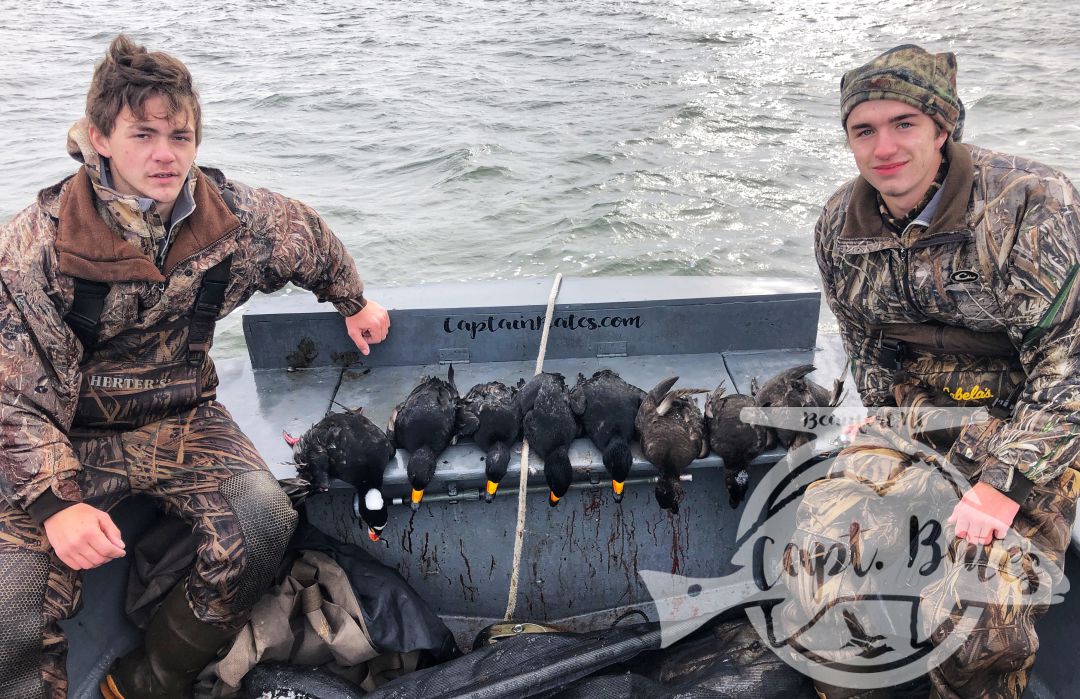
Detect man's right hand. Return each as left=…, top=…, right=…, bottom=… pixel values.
left=43, top=503, right=126, bottom=570
left=345, top=299, right=391, bottom=356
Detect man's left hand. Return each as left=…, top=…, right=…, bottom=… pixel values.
left=948, top=481, right=1020, bottom=546
left=345, top=299, right=390, bottom=355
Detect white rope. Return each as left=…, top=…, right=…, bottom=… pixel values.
left=503, top=272, right=563, bottom=621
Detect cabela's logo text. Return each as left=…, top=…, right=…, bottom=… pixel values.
left=943, top=385, right=992, bottom=401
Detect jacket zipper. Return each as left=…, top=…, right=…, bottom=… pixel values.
left=165, top=225, right=241, bottom=278
left=898, top=246, right=926, bottom=318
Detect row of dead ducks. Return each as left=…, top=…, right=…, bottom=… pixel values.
left=285, top=364, right=842, bottom=542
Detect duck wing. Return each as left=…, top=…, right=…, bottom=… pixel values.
left=704, top=381, right=727, bottom=420
left=568, top=373, right=588, bottom=418
left=386, top=403, right=401, bottom=447
left=657, top=388, right=708, bottom=417
left=455, top=399, right=481, bottom=439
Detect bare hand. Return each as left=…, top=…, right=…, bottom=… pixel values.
left=947, top=481, right=1020, bottom=546
left=345, top=299, right=390, bottom=356
left=43, top=503, right=126, bottom=570
left=839, top=414, right=876, bottom=444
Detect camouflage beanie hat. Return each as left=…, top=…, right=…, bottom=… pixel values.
left=840, top=44, right=965, bottom=142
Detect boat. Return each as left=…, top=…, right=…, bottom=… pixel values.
left=61, top=276, right=1080, bottom=697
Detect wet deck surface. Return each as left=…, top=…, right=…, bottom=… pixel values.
left=208, top=332, right=859, bottom=653
left=59, top=278, right=1080, bottom=699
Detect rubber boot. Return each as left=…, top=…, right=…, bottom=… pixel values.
left=99, top=582, right=240, bottom=699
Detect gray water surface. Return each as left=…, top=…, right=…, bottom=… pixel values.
left=2, top=0, right=1077, bottom=357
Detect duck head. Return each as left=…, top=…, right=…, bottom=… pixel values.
left=407, top=445, right=438, bottom=510
left=544, top=447, right=572, bottom=508
left=359, top=488, right=388, bottom=541
left=484, top=441, right=513, bottom=503
left=602, top=438, right=632, bottom=503
left=655, top=477, right=683, bottom=514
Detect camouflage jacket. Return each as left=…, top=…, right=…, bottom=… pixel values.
left=816, top=139, right=1080, bottom=492
left=0, top=122, right=365, bottom=521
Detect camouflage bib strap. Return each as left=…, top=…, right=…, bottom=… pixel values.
left=870, top=322, right=1016, bottom=357
left=870, top=322, right=1016, bottom=370
left=988, top=381, right=1025, bottom=419
left=876, top=334, right=909, bottom=375
left=187, top=256, right=232, bottom=366
left=63, top=278, right=110, bottom=350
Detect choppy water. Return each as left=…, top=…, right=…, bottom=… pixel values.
left=2, top=0, right=1078, bottom=357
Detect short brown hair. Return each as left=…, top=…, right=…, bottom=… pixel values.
left=86, top=35, right=202, bottom=144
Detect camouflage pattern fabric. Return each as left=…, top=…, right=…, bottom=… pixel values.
left=0, top=117, right=353, bottom=696
left=0, top=118, right=365, bottom=518
left=812, top=137, right=1080, bottom=697
left=840, top=44, right=965, bottom=141
left=0, top=401, right=296, bottom=699
left=817, top=138, right=1080, bottom=491
left=780, top=423, right=1079, bottom=699
left=74, top=316, right=217, bottom=429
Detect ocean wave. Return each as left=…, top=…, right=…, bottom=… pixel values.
left=2, top=0, right=1078, bottom=363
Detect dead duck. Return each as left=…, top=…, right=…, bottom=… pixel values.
left=387, top=365, right=460, bottom=510
left=569, top=369, right=645, bottom=502
left=751, top=364, right=844, bottom=449
left=455, top=380, right=521, bottom=502
left=283, top=407, right=395, bottom=541
left=705, top=382, right=770, bottom=509
left=514, top=372, right=570, bottom=417
left=517, top=372, right=578, bottom=507
left=635, top=377, right=708, bottom=514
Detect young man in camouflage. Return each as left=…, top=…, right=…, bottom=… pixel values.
left=0, top=35, right=390, bottom=698
left=793, top=45, right=1080, bottom=698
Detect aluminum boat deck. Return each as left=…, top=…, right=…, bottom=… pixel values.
left=61, top=276, right=1080, bottom=698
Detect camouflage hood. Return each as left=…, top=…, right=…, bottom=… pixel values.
left=66, top=117, right=103, bottom=175
left=63, top=117, right=199, bottom=257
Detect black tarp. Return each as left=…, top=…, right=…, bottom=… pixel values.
left=364, top=614, right=814, bottom=699
left=289, top=521, right=460, bottom=664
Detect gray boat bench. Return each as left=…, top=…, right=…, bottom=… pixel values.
left=229, top=275, right=837, bottom=496
left=226, top=276, right=1080, bottom=557
left=60, top=276, right=1080, bottom=699
left=218, top=275, right=846, bottom=643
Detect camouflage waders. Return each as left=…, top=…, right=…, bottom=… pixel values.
left=0, top=401, right=296, bottom=699
left=780, top=389, right=1079, bottom=699
left=1, top=119, right=367, bottom=698
left=0, top=267, right=296, bottom=698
